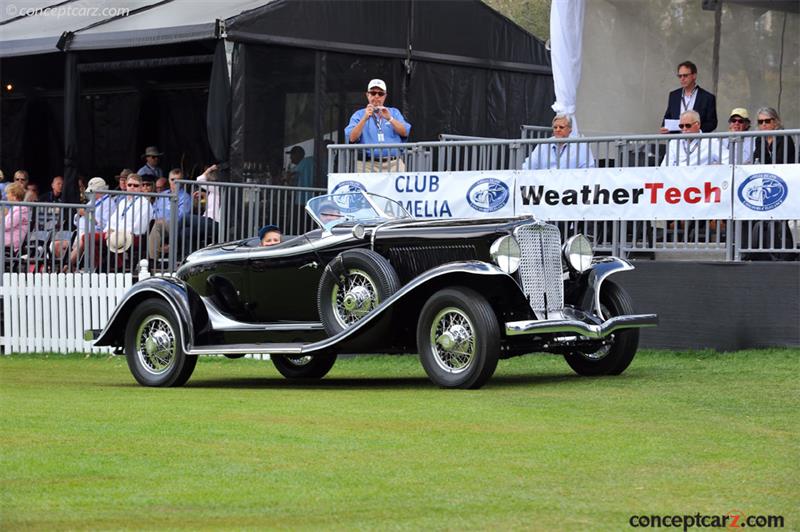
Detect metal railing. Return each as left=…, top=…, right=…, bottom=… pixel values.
left=326, top=130, right=799, bottom=261
left=330, top=129, right=799, bottom=173
left=1, top=181, right=327, bottom=282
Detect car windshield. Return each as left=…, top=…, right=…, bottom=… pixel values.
left=306, top=191, right=413, bottom=230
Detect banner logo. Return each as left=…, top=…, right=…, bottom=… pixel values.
left=466, top=178, right=509, bottom=213
left=331, top=180, right=367, bottom=212
left=737, top=173, right=787, bottom=211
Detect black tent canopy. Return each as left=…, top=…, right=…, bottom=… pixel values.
left=0, top=0, right=553, bottom=194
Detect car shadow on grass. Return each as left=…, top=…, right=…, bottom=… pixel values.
left=168, top=372, right=598, bottom=390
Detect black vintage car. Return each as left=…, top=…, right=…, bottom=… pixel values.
left=87, top=191, right=657, bottom=389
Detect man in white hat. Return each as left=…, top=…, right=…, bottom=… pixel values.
left=345, top=78, right=411, bottom=172
left=720, top=107, right=754, bottom=164
left=138, top=146, right=164, bottom=178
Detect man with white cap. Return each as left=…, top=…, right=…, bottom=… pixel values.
left=345, top=78, right=411, bottom=172
left=719, top=107, right=754, bottom=164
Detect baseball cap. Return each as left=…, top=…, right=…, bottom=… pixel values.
left=258, top=224, right=281, bottom=240
left=85, top=177, right=108, bottom=193
left=367, top=79, right=387, bottom=92
left=729, top=108, right=750, bottom=120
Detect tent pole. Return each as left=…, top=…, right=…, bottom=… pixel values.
left=711, top=1, right=722, bottom=96
left=63, top=52, right=80, bottom=204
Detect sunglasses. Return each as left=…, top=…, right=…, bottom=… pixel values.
left=368, top=91, right=386, bottom=96
left=552, top=125, right=569, bottom=130
left=757, top=118, right=774, bottom=125
left=678, top=122, right=697, bottom=129
left=127, top=183, right=142, bottom=188
left=15, top=178, right=26, bottom=182
left=677, top=73, right=693, bottom=78
left=729, top=118, right=747, bottom=124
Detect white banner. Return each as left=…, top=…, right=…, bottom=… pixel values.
left=328, top=171, right=516, bottom=219
left=329, top=166, right=798, bottom=222
left=733, top=164, right=800, bottom=220
left=515, top=166, right=734, bottom=220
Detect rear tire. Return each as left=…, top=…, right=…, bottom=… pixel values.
left=271, top=354, right=337, bottom=380
left=125, top=298, right=197, bottom=387
left=416, top=287, right=500, bottom=389
left=564, top=281, right=639, bottom=376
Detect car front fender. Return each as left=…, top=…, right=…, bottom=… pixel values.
left=573, top=257, right=635, bottom=318
left=87, top=277, right=203, bottom=352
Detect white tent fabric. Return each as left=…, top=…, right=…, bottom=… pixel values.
left=0, top=0, right=269, bottom=57
left=549, top=0, right=586, bottom=135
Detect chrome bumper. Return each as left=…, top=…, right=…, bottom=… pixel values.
left=505, top=314, right=658, bottom=338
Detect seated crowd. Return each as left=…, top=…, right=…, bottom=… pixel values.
left=1, top=151, right=224, bottom=273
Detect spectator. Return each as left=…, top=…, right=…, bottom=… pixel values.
left=148, top=169, right=192, bottom=260
left=753, top=107, right=796, bottom=164
left=661, top=60, right=717, bottom=133
left=2, top=183, right=30, bottom=253
left=345, top=78, right=411, bottom=172
left=140, top=173, right=157, bottom=196
left=182, top=164, right=221, bottom=257
left=522, top=114, right=595, bottom=169
left=0, top=170, right=6, bottom=200
left=155, top=176, right=168, bottom=193
left=24, top=183, right=39, bottom=202
left=138, top=146, right=164, bottom=178
left=62, top=177, right=115, bottom=271
left=115, top=168, right=132, bottom=191
left=720, top=108, right=754, bottom=164
left=78, top=176, right=87, bottom=203
left=107, top=174, right=152, bottom=239
left=258, top=224, right=282, bottom=247
left=286, top=146, right=314, bottom=188
left=660, top=110, right=720, bottom=166
left=41, top=175, right=65, bottom=203
left=13, top=170, right=29, bottom=188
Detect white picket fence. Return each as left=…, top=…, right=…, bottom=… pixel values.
left=1, top=273, right=133, bottom=354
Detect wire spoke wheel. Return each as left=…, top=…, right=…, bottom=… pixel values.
left=125, top=298, right=197, bottom=387
left=564, top=281, right=640, bottom=376
left=417, top=287, right=500, bottom=389
left=135, top=315, right=177, bottom=375
left=429, top=307, right=476, bottom=374
left=331, top=268, right=380, bottom=328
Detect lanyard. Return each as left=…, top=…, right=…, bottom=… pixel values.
left=120, top=197, right=139, bottom=218
left=372, top=111, right=384, bottom=132
left=681, top=87, right=697, bottom=113
left=682, top=139, right=699, bottom=162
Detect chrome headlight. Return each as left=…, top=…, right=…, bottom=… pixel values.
left=490, top=235, right=521, bottom=274
left=563, top=234, right=593, bottom=273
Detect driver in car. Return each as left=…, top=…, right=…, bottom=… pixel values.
left=318, top=202, right=344, bottom=229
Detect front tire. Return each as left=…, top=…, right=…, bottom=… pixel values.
left=417, top=287, right=500, bottom=389
left=271, top=354, right=337, bottom=380
left=125, top=298, right=197, bottom=387
left=564, top=281, right=639, bottom=376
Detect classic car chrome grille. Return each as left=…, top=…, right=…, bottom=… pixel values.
left=514, top=223, right=564, bottom=315
left=388, top=244, right=477, bottom=281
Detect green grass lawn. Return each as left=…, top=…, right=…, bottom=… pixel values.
left=1, top=349, right=797, bottom=531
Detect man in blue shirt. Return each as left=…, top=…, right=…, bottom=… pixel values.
left=345, top=79, right=411, bottom=172
left=147, top=168, right=191, bottom=260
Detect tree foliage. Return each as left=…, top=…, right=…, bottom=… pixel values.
left=483, top=0, right=552, bottom=42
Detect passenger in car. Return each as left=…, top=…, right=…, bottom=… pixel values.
left=259, top=224, right=282, bottom=247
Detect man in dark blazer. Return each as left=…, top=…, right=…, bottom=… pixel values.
left=660, top=61, right=718, bottom=133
